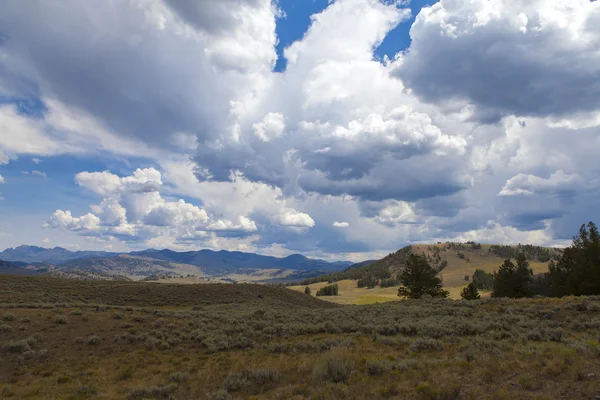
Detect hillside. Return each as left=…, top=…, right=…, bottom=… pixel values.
left=291, top=242, right=562, bottom=303
left=58, top=254, right=204, bottom=280
left=0, top=274, right=338, bottom=309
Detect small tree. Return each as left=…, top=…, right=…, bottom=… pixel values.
left=397, top=254, right=449, bottom=299
left=460, top=282, right=480, bottom=300
left=304, top=286, right=311, bottom=295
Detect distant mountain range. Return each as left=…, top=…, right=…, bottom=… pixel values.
left=0, top=245, right=353, bottom=281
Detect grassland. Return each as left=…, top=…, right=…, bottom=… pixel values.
left=290, top=243, right=553, bottom=304
left=1, top=275, right=600, bottom=399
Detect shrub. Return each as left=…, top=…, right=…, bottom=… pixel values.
left=71, top=310, right=83, bottom=316
left=56, top=376, right=71, bottom=384
left=86, top=335, right=101, bottom=346
left=0, top=324, right=12, bottom=332
left=312, top=355, right=354, bottom=383
left=223, top=373, right=248, bottom=392
left=223, top=369, right=280, bottom=392
left=54, top=316, right=69, bottom=324
left=2, top=313, right=16, bottom=322
left=410, top=338, right=443, bottom=352
left=76, top=385, right=98, bottom=397
left=366, top=359, right=393, bottom=376
left=304, top=286, right=311, bottom=295
left=168, top=372, right=188, bottom=383
left=128, top=384, right=177, bottom=399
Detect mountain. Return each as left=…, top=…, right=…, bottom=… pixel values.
left=130, top=249, right=352, bottom=275
left=0, top=245, right=117, bottom=264
left=0, top=245, right=353, bottom=280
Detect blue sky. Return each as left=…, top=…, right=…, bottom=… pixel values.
left=0, top=0, right=599, bottom=261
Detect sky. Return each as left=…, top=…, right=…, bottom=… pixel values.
left=0, top=0, right=599, bottom=262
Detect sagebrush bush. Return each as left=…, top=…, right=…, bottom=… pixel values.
left=2, top=312, right=16, bottom=322
left=86, top=335, right=101, bottom=346
left=312, top=354, right=354, bottom=383
left=410, top=338, right=443, bottom=352
left=366, top=359, right=393, bottom=376
left=0, top=324, right=12, bottom=332
left=54, top=315, right=69, bottom=324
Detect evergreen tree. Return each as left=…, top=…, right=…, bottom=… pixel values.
left=549, top=222, right=600, bottom=296
left=304, top=286, right=311, bottom=295
left=397, top=254, right=449, bottom=299
left=472, top=269, right=494, bottom=290
left=492, top=253, right=532, bottom=298
left=460, top=282, right=480, bottom=300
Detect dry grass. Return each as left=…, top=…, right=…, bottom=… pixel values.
left=291, top=243, right=552, bottom=304
left=1, top=275, right=600, bottom=399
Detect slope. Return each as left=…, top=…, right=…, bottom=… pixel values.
left=0, top=274, right=338, bottom=309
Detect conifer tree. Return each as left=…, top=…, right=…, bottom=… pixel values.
left=460, top=282, right=481, bottom=300
left=397, top=254, right=449, bottom=299
left=549, top=222, right=600, bottom=296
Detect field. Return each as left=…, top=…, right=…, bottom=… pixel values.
left=290, top=243, right=552, bottom=304
left=2, top=275, right=600, bottom=399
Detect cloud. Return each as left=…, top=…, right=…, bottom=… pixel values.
left=75, top=168, right=163, bottom=197
left=3, top=0, right=600, bottom=257
left=0, top=175, right=4, bottom=184
left=31, top=170, right=46, bottom=177
left=253, top=112, right=286, bottom=142
left=45, top=210, right=101, bottom=232
left=32, top=158, right=41, bottom=164
left=396, top=0, right=600, bottom=122
left=46, top=168, right=259, bottom=243
left=499, top=170, right=585, bottom=196
left=0, top=0, right=276, bottom=150
left=332, top=221, right=349, bottom=228
left=275, top=210, right=315, bottom=228
left=207, top=216, right=258, bottom=233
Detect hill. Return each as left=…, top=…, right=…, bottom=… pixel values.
left=58, top=254, right=203, bottom=280
left=290, top=242, right=562, bottom=303
left=0, top=274, right=338, bottom=309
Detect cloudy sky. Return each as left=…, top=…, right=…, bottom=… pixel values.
left=0, top=0, right=599, bottom=261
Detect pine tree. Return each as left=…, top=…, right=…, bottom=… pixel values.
left=397, top=254, right=449, bottom=299
left=460, top=282, right=481, bottom=300
left=304, top=286, right=311, bottom=295
left=549, top=222, right=600, bottom=296
left=492, top=253, right=532, bottom=298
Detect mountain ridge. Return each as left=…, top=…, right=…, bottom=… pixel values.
left=0, top=245, right=353, bottom=279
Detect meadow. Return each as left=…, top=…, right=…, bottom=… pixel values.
left=1, top=275, right=600, bottom=399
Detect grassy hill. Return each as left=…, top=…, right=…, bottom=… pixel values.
left=0, top=274, right=337, bottom=309
left=290, top=242, right=562, bottom=303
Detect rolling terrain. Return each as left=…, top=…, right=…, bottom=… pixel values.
left=1, top=275, right=599, bottom=399
left=290, top=242, right=562, bottom=303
